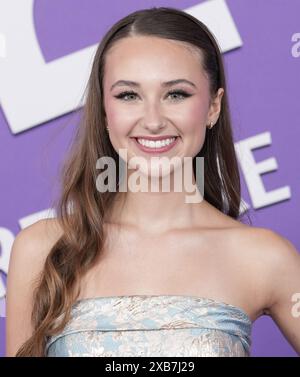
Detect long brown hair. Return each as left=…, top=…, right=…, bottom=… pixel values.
left=16, top=6, right=250, bottom=356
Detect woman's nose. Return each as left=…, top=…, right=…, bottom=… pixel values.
left=141, top=103, right=167, bottom=132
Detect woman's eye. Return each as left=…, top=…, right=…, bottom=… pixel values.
left=114, top=91, right=138, bottom=101
left=114, top=90, right=192, bottom=102
left=168, top=90, right=192, bottom=100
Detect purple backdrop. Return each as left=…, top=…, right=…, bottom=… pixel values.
left=0, top=0, right=299, bottom=357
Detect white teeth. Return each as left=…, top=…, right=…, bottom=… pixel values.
left=136, top=137, right=176, bottom=148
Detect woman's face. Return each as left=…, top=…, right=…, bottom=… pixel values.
left=102, top=35, right=223, bottom=178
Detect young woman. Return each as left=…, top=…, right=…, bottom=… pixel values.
left=6, top=7, right=300, bottom=357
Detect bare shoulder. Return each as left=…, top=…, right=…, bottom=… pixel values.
left=233, top=225, right=300, bottom=353
left=5, top=218, right=63, bottom=356
left=10, top=218, right=64, bottom=272
left=232, top=224, right=299, bottom=266
left=17, top=217, right=63, bottom=245
left=8, top=218, right=63, bottom=291
left=8, top=215, right=64, bottom=287
left=229, top=224, right=300, bottom=313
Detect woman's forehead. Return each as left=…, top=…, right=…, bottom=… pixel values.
left=103, top=36, right=206, bottom=88
left=106, top=35, right=202, bottom=63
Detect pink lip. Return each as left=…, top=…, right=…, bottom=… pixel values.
left=132, top=136, right=179, bottom=154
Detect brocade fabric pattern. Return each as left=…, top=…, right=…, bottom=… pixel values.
left=45, top=295, right=252, bottom=357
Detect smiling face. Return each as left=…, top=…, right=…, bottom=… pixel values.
left=102, top=35, right=223, bottom=178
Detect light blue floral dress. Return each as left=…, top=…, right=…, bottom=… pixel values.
left=45, top=295, right=252, bottom=357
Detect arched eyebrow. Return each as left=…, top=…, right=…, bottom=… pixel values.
left=110, top=79, right=197, bottom=91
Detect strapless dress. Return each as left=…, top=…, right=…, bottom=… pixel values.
left=45, top=295, right=252, bottom=357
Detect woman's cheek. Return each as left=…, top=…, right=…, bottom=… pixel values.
left=179, top=107, right=206, bottom=135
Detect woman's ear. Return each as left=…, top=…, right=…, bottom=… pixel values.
left=207, top=88, right=224, bottom=124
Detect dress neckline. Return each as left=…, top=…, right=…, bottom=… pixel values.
left=72, top=294, right=252, bottom=324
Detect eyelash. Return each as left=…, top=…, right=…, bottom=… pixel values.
left=114, top=89, right=192, bottom=102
